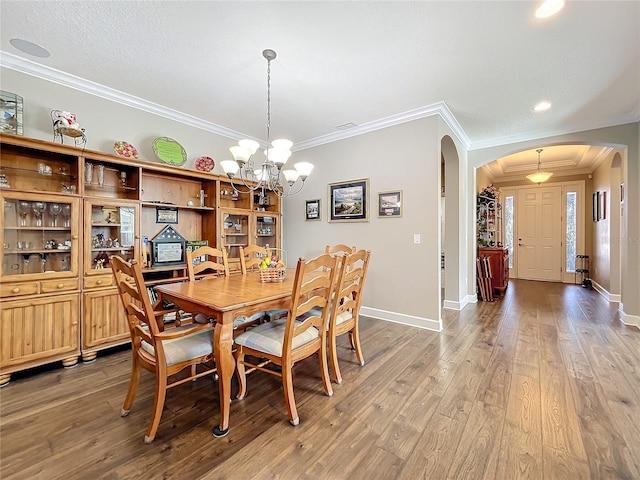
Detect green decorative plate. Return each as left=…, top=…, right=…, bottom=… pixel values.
left=152, top=137, right=187, bottom=166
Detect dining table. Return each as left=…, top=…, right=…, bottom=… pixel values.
left=154, top=268, right=299, bottom=438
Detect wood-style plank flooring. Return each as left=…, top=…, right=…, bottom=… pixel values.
left=1, top=279, right=639, bottom=479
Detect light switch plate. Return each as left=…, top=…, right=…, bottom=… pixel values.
left=413, top=234, right=421, bottom=244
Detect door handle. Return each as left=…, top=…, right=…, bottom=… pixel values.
left=518, top=243, right=525, bottom=247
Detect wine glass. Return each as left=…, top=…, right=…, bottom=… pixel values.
left=61, top=204, right=72, bottom=227
left=17, top=201, right=30, bottom=226
left=49, top=203, right=62, bottom=227
left=32, top=202, right=46, bottom=227
left=39, top=253, right=47, bottom=273
left=21, top=253, right=31, bottom=274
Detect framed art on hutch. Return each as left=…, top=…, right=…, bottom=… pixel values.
left=328, top=178, right=369, bottom=223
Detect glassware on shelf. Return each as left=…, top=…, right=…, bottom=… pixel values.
left=17, top=200, right=30, bottom=226
left=21, top=253, right=31, bottom=274
left=49, top=203, right=62, bottom=227
left=32, top=201, right=46, bottom=227
left=97, top=164, right=104, bottom=186
left=40, top=253, right=47, bottom=272
left=62, top=204, right=72, bottom=227
left=85, top=162, right=93, bottom=184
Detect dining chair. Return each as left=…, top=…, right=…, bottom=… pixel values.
left=186, top=245, right=229, bottom=281
left=110, top=255, right=216, bottom=444
left=240, top=244, right=288, bottom=322
left=328, top=249, right=371, bottom=384
left=325, top=244, right=356, bottom=256
left=323, top=244, right=355, bottom=271
left=234, top=253, right=340, bottom=426
left=188, top=245, right=265, bottom=331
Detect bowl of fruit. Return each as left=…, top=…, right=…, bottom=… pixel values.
left=259, top=251, right=287, bottom=283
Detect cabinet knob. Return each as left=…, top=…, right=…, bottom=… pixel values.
left=96, top=279, right=103, bottom=284
left=72, top=235, right=79, bottom=239
left=12, top=287, right=20, bottom=293
left=57, top=283, right=65, bottom=289
left=72, top=321, right=78, bottom=326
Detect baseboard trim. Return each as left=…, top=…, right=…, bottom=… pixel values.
left=591, top=280, right=621, bottom=303
left=443, top=298, right=466, bottom=310
left=360, top=307, right=442, bottom=332
left=619, top=304, right=640, bottom=329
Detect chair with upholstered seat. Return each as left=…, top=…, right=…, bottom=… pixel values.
left=323, top=244, right=355, bottom=271
left=328, top=249, right=371, bottom=384
left=187, top=245, right=265, bottom=331
left=110, top=255, right=216, bottom=444
left=325, top=244, right=356, bottom=256
left=234, top=253, right=340, bottom=426
left=187, top=246, right=229, bottom=281
left=240, top=244, right=288, bottom=322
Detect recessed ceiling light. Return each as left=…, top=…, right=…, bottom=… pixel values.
left=9, top=38, right=50, bottom=58
left=535, top=0, right=565, bottom=19
left=533, top=101, right=552, bottom=112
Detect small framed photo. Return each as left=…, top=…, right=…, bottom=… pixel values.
left=328, top=178, right=369, bottom=223
left=599, top=191, right=607, bottom=220
left=156, top=206, right=178, bottom=224
left=378, top=190, right=403, bottom=218
left=305, top=199, right=321, bottom=221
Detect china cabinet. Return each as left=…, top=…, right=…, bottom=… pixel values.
left=81, top=200, right=139, bottom=361
left=0, top=133, right=283, bottom=384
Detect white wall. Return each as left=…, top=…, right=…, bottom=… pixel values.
left=283, top=118, right=445, bottom=331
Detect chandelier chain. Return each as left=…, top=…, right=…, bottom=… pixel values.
left=266, top=57, right=271, bottom=144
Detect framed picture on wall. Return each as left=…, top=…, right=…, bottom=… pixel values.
left=305, top=199, right=321, bottom=221
left=328, top=178, right=369, bottom=223
left=377, top=190, right=403, bottom=217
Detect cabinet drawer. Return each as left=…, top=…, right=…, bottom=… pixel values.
left=41, top=278, right=79, bottom=293
left=1, top=282, right=39, bottom=298
left=84, top=275, right=114, bottom=289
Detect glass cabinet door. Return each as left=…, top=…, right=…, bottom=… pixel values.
left=220, top=209, right=250, bottom=269
left=85, top=200, right=139, bottom=275
left=2, top=192, right=80, bottom=279
left=254, top=213, right=280, bottom=250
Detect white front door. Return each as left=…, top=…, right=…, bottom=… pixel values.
left=516, top=185, right=562, bottom=281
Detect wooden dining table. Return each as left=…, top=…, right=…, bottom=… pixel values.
left=154, top=269, right=298, bottom=438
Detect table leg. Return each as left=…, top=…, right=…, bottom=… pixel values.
left=212, top=320, right=234, bottom=437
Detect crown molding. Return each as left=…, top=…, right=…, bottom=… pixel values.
left=294, top=101, right=470, bottom=151
left=0, top=51, right=252, bottom=143
left=468, top=109, right=640, bottom=151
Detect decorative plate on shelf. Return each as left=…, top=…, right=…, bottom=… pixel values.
left=152, top=137, right=187, bottom=166
left=194, top=156, right=215, bottom=172
left=114, top=141, right=139, bottom=159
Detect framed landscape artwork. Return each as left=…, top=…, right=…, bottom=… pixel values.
left=378, top=190, right=403, bottom=217
left=305, top=199, right=321, bottom=221
left=328, top=178, right=369, bottom=223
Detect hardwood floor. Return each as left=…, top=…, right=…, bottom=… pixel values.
left=1, top=279, right=639, bottom=479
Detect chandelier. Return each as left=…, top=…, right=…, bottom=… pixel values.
left=220, top=49, right=313, bottom=197
left=526, top=148, right=553, bottom=184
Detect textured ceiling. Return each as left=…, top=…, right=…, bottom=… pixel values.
left=1, top=1, right=638, bottom=180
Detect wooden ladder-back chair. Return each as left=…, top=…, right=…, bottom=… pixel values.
left=186, top=246, right=229, bottom=281
left=110, top=255, right=216, bottom=444
left=325, top=244, right=356, bottom=256
left=328, top=249, right=371, bottom=384
left=324, top=244, right=355, bottom=271
left=240, top=244, right=287, bottom=323
left=234, top=253, right=340, bottom=426
left=188, top=245, right=265, bottom=332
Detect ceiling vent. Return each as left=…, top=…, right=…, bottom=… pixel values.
left=335, top=122, right=357, bottom=130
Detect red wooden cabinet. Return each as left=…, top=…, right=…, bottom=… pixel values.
left=478, top=247, right=509, bottom=296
